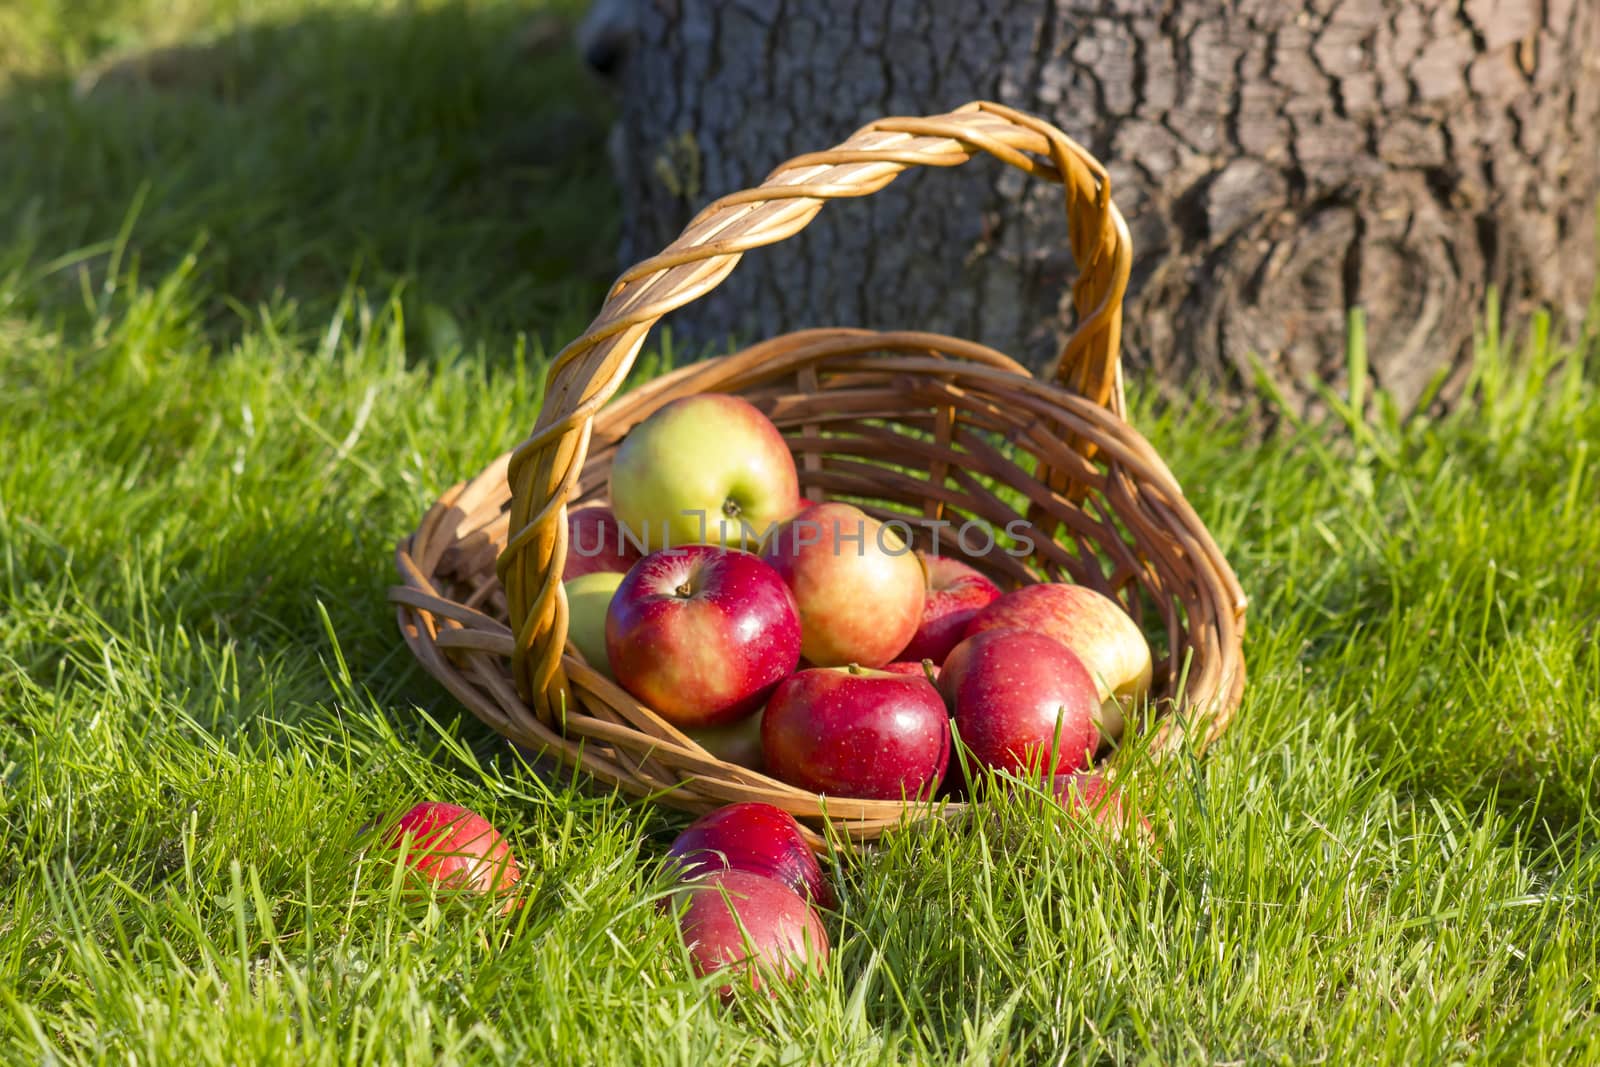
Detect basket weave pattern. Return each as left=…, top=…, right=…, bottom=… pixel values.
left=392, top=102, right=1246, bottom=844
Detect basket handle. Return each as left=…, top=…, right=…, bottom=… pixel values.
left=501, top=100, right=1132, bottom=712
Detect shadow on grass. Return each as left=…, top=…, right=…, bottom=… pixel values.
left=0, top=0, right=616, bottom=361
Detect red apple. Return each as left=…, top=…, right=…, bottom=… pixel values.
left=667, top=802, right=834, bottom=908
left=1050, top=770, right=1155, bottom=844
left=563, top=504, right=643, bottom=580
left=675, top=870, right=829, bottom=999
left=940, top=630, right=1100, bottom=777
left=963, top=583, right=1153, bottom=744
left=609, top=394, right=801, bottom=551
left=606, top=545, right=801, bottom=728
left=763, top=665, right=950, bottom=800
left=759, top=502, right=926, bottom=667
left=384, top=802, right=520, bottom=910
left=898, top=555, right=1001, bottom=665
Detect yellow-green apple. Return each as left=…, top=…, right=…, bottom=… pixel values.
left=963, top=583, right=1152, bottom=744
left=674, top=870, right=829, bottom=999
left=1050, top=770, right=1155, bottom=844
left=667, top=802, right=833, bottom=908
left=940, top=630, right=1100, bottom=777
left=762, top=665, right=950, bottom=800
left=686, top=710, right=765, bottom=770
left=759, top=502, right=925, bottom=667
left=899, top=555, right=1001, bottom=664
left=605, top=545, right=800, bottom=728
left=563, top=570, right=624, bottom=676
left=563, top=504, right=642, bottom=579
left=384, top=802, right=520, bottom=912
left=609, top=394, right=800, bottom=551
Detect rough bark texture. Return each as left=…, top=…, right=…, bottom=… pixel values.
left=597, top=0, right=1600, bottom=413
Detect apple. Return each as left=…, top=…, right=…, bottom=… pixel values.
left=898, top=555, right=1001, bottom=665
left=606, top=545, right=801, bottom=728
left=384, top=802, right=520, bottom=911
left=883, top=660, right=941, bottom=686
left=763, top=665, right=950, bottom=800
left=667, top=802, right=834, bottom=908
left=939, top=629, right=1100, bottom=778
left=563, top=504, right=643, bottom=580
left=685, top=710, right=766, bottom=770
left=609, top=394, right=800, bottom=552
left=563, top=570, right=624, bottom=676
left=1049, top=770, right=1155, bottom=844
left=963, top=583, right=1153, bottom=743
left=674, top=870, right=829, bottom=999
left=759, top=502, right=926, bottom=667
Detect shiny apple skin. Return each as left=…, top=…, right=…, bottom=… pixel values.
left=762, top=666, right=950, bottom=800
left=939, top=629, right=1100, bottom=777
left=667, top=802, right=834, bottom=909
left=675, top=870, right=829, bottom=999
left=759, top=502, right=926, bottom=668
left=898, top=555, right=1002, bottom=665
left=606, top=545, right=801, bottom=728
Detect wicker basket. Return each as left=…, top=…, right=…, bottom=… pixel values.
left=391, top=101, right=1247, bottom=849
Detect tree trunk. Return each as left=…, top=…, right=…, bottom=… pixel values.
left=592, top=0, right=1600, bottom=414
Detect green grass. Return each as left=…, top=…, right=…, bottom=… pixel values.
left=2, top=1, right=1599, bottom=1063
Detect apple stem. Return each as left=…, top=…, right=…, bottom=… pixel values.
left=722, top=498, right=742, bottom=519
left=846, top=663, right=864, bottom=676
left=674, top=581, right=693, bottom=598
left=920, top=659, right=938, bottom=688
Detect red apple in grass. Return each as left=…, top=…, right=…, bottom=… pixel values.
left=759, top=502, right=926, bottom=668
left=963, top=583, right=1153, bottom=744
left=667, top=802, right=834, bottom=908
left=563, top=504, right=643, bottom=579
left=609, top=394, right=801, bottom=552
left=1050, top=770, right=1155, bottom=844
left=899, top=555, right=1001, bottom=665
left=940, top=630, right=1100, bottom=778
left=606, top=545, right=801, bottom=728
left=675, top=870, right=829, bottom=999
left=384, top=802, right=520, bottom=911
left=763, top=665, right=950, bottom=800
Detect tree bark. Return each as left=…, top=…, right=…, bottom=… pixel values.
left=597, top=0, right=1600, bottom=414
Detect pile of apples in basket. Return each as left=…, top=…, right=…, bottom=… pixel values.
left=384, top=392, right=1157, bottom=997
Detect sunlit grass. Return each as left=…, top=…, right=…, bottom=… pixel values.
left=2, top=2, right=1598, bottom=1063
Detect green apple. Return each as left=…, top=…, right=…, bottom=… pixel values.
left=608, top=394, right=801, bottom=552
left=686, top=710, right=766, bottom=770
left=564, top=570, right=625, bottom=676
